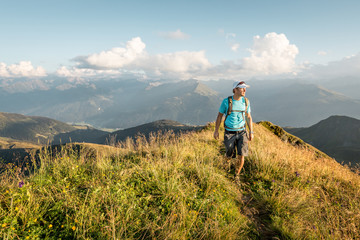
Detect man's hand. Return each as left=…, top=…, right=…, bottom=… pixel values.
left=214, top=130, right=219, bottom=139
left=249, top=133, right=254, bottom=141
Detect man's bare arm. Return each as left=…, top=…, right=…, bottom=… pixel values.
left=214, top=112, right=224, bottom=139
left=246, top=112, right=254, bottom=141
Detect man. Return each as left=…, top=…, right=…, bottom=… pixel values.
left=214, top=81, right=254, bottom=180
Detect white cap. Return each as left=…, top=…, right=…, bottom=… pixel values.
left=233, top=81, right=250, bottom=89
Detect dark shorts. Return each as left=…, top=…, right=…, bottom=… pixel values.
left=224, top=130, right=249, bottom=158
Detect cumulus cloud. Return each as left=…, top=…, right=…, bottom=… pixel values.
left=57, top=33, right=301, bottom=81
left=76, top=37, right=146, bottom=69
left=0, top=61, right=47, bottom=77
left=69, top=37, right=211, bottom=80
left=159, top=29, right=190, bottom=40
left=145, top=51, right=210, bottom=73
left=56, top=66, right=119, bottom=78
left=242, top=32, right=299, bottom=75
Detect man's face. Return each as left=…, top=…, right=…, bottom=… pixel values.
left=235, top=87, right=246, bottom=96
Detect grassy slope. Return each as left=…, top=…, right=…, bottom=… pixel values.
left=0, top=112, right=76, bottom=144
left=0, top=123, right=359, bottom=239
left=0, top=137, right=40, bottom=150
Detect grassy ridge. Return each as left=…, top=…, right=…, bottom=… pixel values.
left=243, top=123, right=360, bottom=238
left=1, top=123, right=360, bottom=239
left=0, top=128, right=253, bottom=239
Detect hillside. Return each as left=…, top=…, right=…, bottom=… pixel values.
left=0, top=136, right=39, bottom=150
left=100, top=119, right=204, bottom=144
left=1, top=122, right=360, bottom=239
left=0, top=112, right=76, bottom=144
left=285, top=115, right=360, bottom=165
left=0, top=112, right=110, bottom=146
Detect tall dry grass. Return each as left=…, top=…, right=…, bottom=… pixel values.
left=0, top=123, right=359, bottom=239
left=243, top=123, right=360, bottom=239
left=0, top=128, right=254, bottom=239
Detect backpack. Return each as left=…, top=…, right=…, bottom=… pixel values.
left=224, top=96, right=249, bottom=132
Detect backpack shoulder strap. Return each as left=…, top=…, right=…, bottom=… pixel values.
left=244, top=97, right=249, bottom=113
left=226, top=96, right=233, bottom=116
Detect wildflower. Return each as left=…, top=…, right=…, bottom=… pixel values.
left=49, top=224, right=53, bottom=228
left=295, top=172, right=300, bottom=177
left=72, top=226, right=76, bottom=231
left=2, top=223, right=6, bottom=227
left=61, top=225, right=64, bottom=228
left=15, top=207, right=19, bottom=211
left=19, top=181, right=24, bottom=188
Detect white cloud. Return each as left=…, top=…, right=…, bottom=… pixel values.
left=231, top=43, right=240, bottom=52
left=55, top=33, right=301, bottom=81
left=56, top=66, right=113, bottom=77
left=141, top=50, right=211, bottom=79
left=0, top=61, right=47, bottom=77
left=76, top=37, right=146, bottom=69
left=159, top=29, right=190, bottom=40
left=242, top=32, right=299, bottom=75
left=0, top=63, right=10, bottom=77
left=225, top=33, right=240, bottom=52
left=69, top=37, right=211, bottom=80
left=301, top=53, right=360, bottom=79
left=146, top=51, right=210, bottom=73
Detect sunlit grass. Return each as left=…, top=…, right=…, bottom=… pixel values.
left=0, top=127, right=254, bottom=239
left=0, top=123, right=359, bottom=239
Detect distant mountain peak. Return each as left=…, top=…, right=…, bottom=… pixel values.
left=194, top=82, right=217, bottom=96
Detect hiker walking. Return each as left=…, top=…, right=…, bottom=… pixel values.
left=214, top=81, right=254, bottom=180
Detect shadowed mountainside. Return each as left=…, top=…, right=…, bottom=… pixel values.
left=100, top=119, right=204, bottom=144
left=0, top=112, right=76, bottom=144
left=285, top=115, right=360, bottom=165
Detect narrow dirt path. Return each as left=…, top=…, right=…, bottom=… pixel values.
left=240, top=191, right=283, bottom=240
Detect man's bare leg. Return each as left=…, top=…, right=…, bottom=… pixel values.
left=236, top=155, right=245, bottom=175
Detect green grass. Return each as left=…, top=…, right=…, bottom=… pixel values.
left=1, top=123, right=360, bottom=239
left=0, top=129, right=254, bottom=239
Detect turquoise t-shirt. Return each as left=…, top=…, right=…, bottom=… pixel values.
left=219, top=96, right=251, bottom=131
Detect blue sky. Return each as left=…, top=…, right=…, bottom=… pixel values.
left=1, top=0, right=360, bottom=81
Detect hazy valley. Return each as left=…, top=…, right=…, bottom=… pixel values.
left=1, top=77, right=360, bottom=129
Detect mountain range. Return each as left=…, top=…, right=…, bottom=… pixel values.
left=1, top=77, right=360, bottom=128
left=0, top=112, right=202, bottom=146
left=0, top=111, right=359, bottom=167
